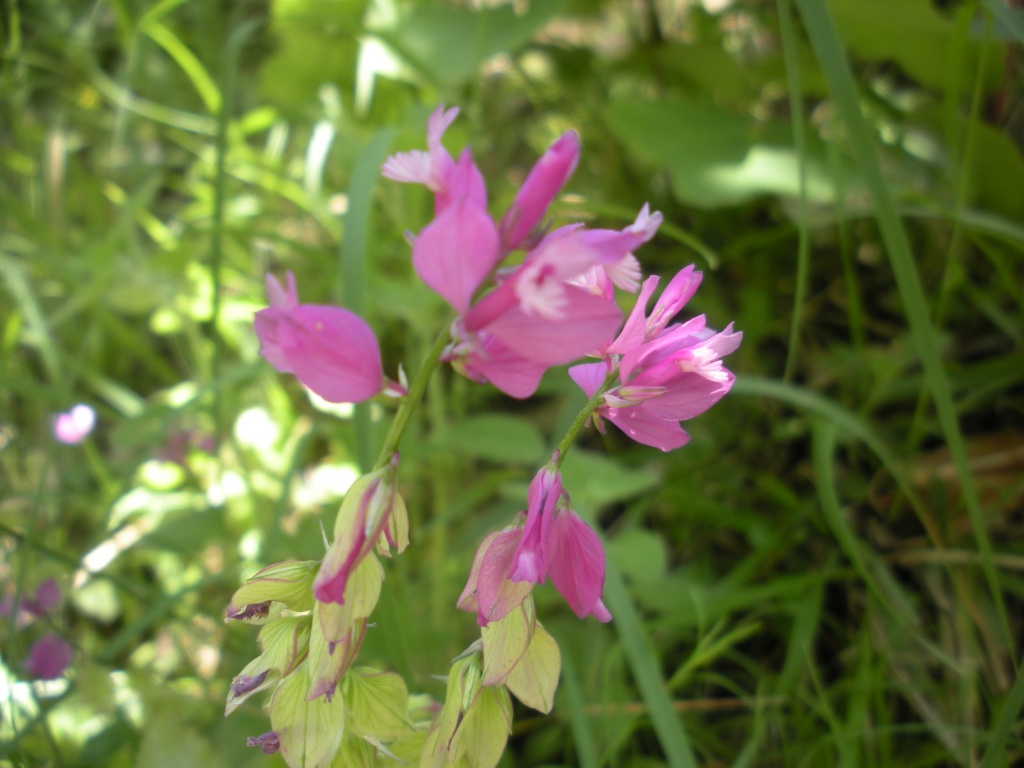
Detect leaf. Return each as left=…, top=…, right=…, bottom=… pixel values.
left=435, top=414, right=545, bottom=464
left=369, top=1, right=565, bottom=88
left=481, top=599, right=535, bottom=686
left=460, top=685, right=513, bottom=768
left=505, top=622, right=561, bottom=714
left=604, top=96, right=846, bottom=208
left=345, top=668, right=413, bottom=742
left=271, top=665, right=347, bottom=768
left=559, top=449, right=659, bottom=508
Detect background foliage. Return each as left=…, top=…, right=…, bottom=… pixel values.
left=2, top=0, right=1023, bottom=766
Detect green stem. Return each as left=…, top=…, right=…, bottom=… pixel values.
left=555, top=368, right=619, bottom=467
left=373, top=318, right=455, bottom=469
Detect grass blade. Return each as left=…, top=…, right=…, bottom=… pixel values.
left=794, top=0, right=1012, bottom=655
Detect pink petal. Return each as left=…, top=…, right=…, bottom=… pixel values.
left=606, top=275, right=661, bottom=356
left=500, top=130, right=580, bottom=250
left=280, top=305, right=382, bottom=403
left=412, top=189, right=498, bottom=314
left=604, top=405, right=691, bottom=452
left=510, top=462, right=562, bottom=584
left=485, top=287, right=621, bottom=366
left=567, top=361, right=609, bottom=399
left=547, top=510, right=610, bottom=621
left=458, top=529, right=534, bottom=626
left=458, top=334, right=549, bottom=399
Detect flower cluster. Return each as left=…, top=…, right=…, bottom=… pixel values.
left=231, top=104, right=739, bottom=768
left=383, top=105, right=658, bottom=398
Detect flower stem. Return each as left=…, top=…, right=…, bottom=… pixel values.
left=374, top=317, right=455, bottom=469
left=555, top=367, right=619, bottom=468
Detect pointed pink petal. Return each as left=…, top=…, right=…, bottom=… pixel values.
left=607, top=275, right=660, bottom=355
left=568, top=362, right=609, bottom=398
left=605, top=405, right=691, bottom=452
left=547, top=510, right=609, bottom=620
left=270, top=305, right=383, bottom=403
left=413, top=198, right=499, bottom=314
left=500, top=130, right=580, bottom=250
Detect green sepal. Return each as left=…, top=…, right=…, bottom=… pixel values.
left=345, top=667, right=414, bottom=742
left=270, top=662, right=347, bottom=768
left=307, top=610, right=367, bottom=701
left=505, top=621, right=560, bottom=714
left=459, top=684, right=512, bottom=768
left=226, top=560, right=318, bottom=619
left=480, top=595, right=535, bottom=686
left=225, top=615, right=313, bottom=715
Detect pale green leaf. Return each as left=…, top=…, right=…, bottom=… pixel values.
left=505, top=623, right=561, bottom=714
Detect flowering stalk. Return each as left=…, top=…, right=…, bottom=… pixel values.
left=228, top=103, right=739, bottom=768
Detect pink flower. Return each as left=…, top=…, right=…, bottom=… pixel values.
left=24, top=634, right=73, bottom=680
left=253, top=272, right=383, bottom=404
left=458, top=457, right=611, bottom=624
left=53, top=404, right=95, bottom=445
left=570, top=268, right=741, bottom=452
left=499, top=130, right=581, bottom=250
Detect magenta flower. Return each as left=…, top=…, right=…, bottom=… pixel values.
left=24, top=634, right=73, bottom=680
left=53, top=404, right=95, bottom=445
left=570, top=267, right=741, bottom=452
left=499, top=130, right=580, bottom=250
left=253, top=272, right=383, bottom=404
left=459, top=457, right=610, bottom=624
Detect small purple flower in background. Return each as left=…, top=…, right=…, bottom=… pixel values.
left=254, top=272, right=384, bottom=404
left=570, top=267, right=742, bottom=451
left=53, top=404, right=95, bottom=445
left=24, top=634, right=73, bottom=680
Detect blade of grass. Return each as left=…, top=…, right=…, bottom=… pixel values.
left=979, top=655, right=1024, bottom=768
left=210, top=19, right=260, bottom=445
left=986, top=0, right=1024, bottom=46
left=603, top=555, right=698, bottom=768
left=793, top=0, right=1013, bottom=656
left=776, top=0, right=811, bottom=383
left=561, top=647, right=601, bottom=768
left=339, top=127, right=395, bottom=472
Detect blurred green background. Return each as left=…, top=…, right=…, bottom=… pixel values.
left=2, top=0, right=1023, bottom=766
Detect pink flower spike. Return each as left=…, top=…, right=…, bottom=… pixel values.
left=254, top=273, right=383, bottom=404
left=53, top=404, right=96, bottom=445
left=24, top=634, right=73, bottom=680
left=500, top=130, right=581, bottom=250
left=547, top=508, right=611, bottom=621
